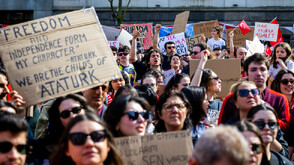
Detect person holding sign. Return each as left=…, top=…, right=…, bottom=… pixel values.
left=207, top=25, right=226, bottom=51
left=155, top=90, right=192, bottom=133
left=103, top=95, right=150, bottom=137
left=50, top=113, right=124, bottom=165
left=269, top=42, right=294, bottom=87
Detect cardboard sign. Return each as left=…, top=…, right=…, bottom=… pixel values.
left=226, top=27, right=254, bottom=49
left=102, top=25, right=120, bottom=41
left=117, top=29, right=132, bottom=48
left=254, top=22, right=279, bottom=41
left=115, top=130, right=193, bottom=165
left=163, top=69, right=176, bottom=85
left=193, top=20, right=218, bottom=38
left=185, top=34, right=202, bottom=51
left=0, top=7, right=121, bottom=106
left=189, top=59, right=241, bottom=98
left=121, top=23, right=153, bottom=49
left=245, top=36, right=265, bottom=59
left=108, top=41, right=119, bottom=49
left=158, top=32, right=188, bottom=55
left=172, top=11, right=190, bottom=35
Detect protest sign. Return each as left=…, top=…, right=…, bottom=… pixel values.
left=117, top=29, right=132, bottom=48
left=185, top=34, right=202, bottom=51
left=163, top=69, right=175, bottom=85
left=254, top=22, right=279, bottom=41
left=102, top=25, right=120, bottom=41
left=172, top=11, right=190, bottom=35
left=108, top=41, right=119, bottom=49
left=115, top=130, right=193, bottom=165
left=190, top=59, right=241, bottom=98
left=245, top=36, right=265, bottom=59
left=226, top=27, right=254, bottom=49
left=158, top=32, right=188, bottom=55
left=121, top=23, right=153, bottom=49
left=0, top=7, right=121, bottom=106
left=193, top=20, right=218, bottom=38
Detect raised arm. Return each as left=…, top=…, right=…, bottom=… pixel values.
left=190, top=50, right=209, bottom=86
left=229, top=31, right=235, bottom=58
left=129, top=26, right=141, bottom=63
left=153, top=24, right=161, bottom=50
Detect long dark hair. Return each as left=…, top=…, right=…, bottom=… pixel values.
left=103, top=95, right=150, bottom=137
left=247, top=104, right=279, bottom=123
left=50, top=113, right=124, bottom=165
left=181, top=86, right=206, bottom=127
left=271, top=69, right=294, bottom=93
left=155, top=90, right=192, bottom=132
left=164, top=73, right=190, bottom=92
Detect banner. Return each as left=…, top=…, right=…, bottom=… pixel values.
left=254, top=22, right=279, bottom=41
left=158, top=32, right=188, bottom=55
left=115, top=130, right=193, bottom=165
left=0, top=7, right=121, bottom=106
left=108, top=41, right=119, bottom=49
left=102, top=25, right=120, bottom=41
left=245, top=36, right=265, bottom=59
left=185, top=34, right=202, bottom=51
left=226, top=27, right=254, bottom=49
left=193, top=20, right=218, bottom=38
left=121, top=23, right=153, bottom=49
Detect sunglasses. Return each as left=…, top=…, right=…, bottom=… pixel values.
left=167, top=46, right=175, bottom=49
left=0, top=141, right=27, bottom=154
left=163, top=103, right=186, bottom=112
left=254, top=120, right=278, bottom=130
left=280, top=79, right=294, bottom=85
left=192, top=51, right=200, bottom=55
left=238, top=89, right=259, bottom=97
left=124, top=111, right=149, bottom=121
left=92, top=85, right=108, bottom=92
left=68, top=130, right=107, bottom=145
left=213, top=77, right=220, bottom=80
left=250, top=144, right=263, bottom=154
left=118, top=53, right=128, bottom=56
left=59, top=106, right=83, bottom=119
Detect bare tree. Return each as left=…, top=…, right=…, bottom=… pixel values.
left=108, top=0, right=131, bottom=27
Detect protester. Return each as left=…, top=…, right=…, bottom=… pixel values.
left=155, top=90, right=191, bottom=132
left=219, top=53, right=290, bottom=131
left=168, top=54, right=182, bottom=73
left=164, top=73, right=190, bottom=92
left=162, top=41, right=176, bottom=70
left=0, top=111, right=29, bottom=165
left=108, top=70, right=129, bottom=99
left=188, top=125, right=250, bottom=165
left=236, top=121, right=270, bottom=165
left=110, top=46, right=118, bottom=62
left=247, top=104, right=292, bottom=164
left=207, top=25, right=226, bottom=50
left=114, top=84, right=138, bottom=98
left=50, top=113, right=124, bottom=165
left=117, top=46, right=137, bottom=85
left=103, top=95, right=150, bottom=137
left=140, top=73, right=158, bottom=93
left=0, top=100, right=18, bottom=114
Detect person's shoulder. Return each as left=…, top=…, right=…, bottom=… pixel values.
left=271, top=150, right=292, bottom=165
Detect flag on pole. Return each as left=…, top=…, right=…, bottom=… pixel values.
left=237, top=20, right=251, bottom=35
left=265, top=45, right=272, bottom=58
left=269, top=18, right=283, bottom=47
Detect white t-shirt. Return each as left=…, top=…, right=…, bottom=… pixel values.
left=269, top=60, right=294, bottom=79
left=207, top=38, right=226, bottom=50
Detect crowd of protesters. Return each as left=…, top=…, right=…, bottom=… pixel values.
left=1, top=22, right=294, bottom=165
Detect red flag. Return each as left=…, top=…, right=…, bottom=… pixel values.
left=237, top=20, right=251, bottom=35
left=266, top=45, right=272, bottom=58
left=269, top=18, right=283, bottom=47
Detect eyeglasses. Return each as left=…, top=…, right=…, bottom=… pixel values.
left=163, top=103, right=186, bottom=112
left=192, top=51, right=200, bottom=55
left=92, top=85, right=108, bottom=92
left=280, top=79, right=294, bottom=85
left=68, top=130, right=107, bottom=145
left=238, top=89, right=259, bottom=97
left=167, top=46, right=175, bottom=49
left=118, top=53, right=128, bottom=56
left=59, top=106, right=83, bottom=119
left=250, top=144, right=263, bottom=154
left=0, top=141, right=27, bottom=154
left=213, top=77, right=220, bottom=80
left=254, top=120, right=278, bottom=130
left=124, top=111, right=149, bottom=121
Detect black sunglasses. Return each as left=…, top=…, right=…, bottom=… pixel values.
left=213, top=77, right=220, bottom=80
left=59, top=106, right=83, bottom=119
left=124, top=111, right=149, bottom=121
left=250, top=144, right=263, bottom=154
left=238, top=89, right=259, bottom=97
left=280, top=79, right=294, bottom=85
left=167, top=46, right=175, bottom=49
left=254, top=120, right=278, bottom=130
left=118, top=53, right=128, bottom=56
left=92, top=85, right=108, bottom=92
left=68, top=130, right=107, bottom=145
left=0, top=141, right=27, bottom=154
left=192, top=51, right=200, bottom=55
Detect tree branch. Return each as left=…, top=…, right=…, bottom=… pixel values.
left=108, top=0, right=118, bottom=19
left=122, top=0, right=131, bottom=18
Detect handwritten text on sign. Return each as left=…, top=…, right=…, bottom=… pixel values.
left=158, top=32, right=188, bottom=55
left=254, top=22, right=279, bottom=42
left=0, top=7, right=121, bottom=106
left=115, top=130, right=193, bottom=165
